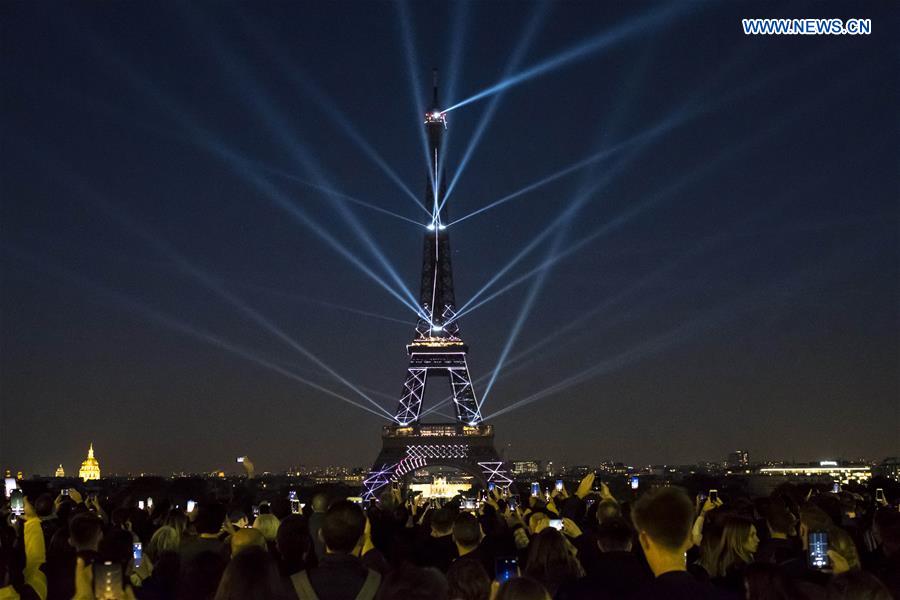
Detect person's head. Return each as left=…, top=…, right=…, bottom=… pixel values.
left=452, top=513, right=482, bottom=553
left=230, top=528, right=266, bottom=557
left=163, top=509, right=189, bottom=536
left=799, top=503, right=832, bottom=549
left=321, top=500, right=365, bottom=554
left=98, top=528, right=134, bottom=572
left=214, top=546, right=288, bottom=600
left=446, top=558, right=491, bottom=600
left=631, top=487, right=694, bottom=575
left=252, top=513, right=280, bottom=542
left=377, top=565, right=449, bottom=600
left=148, top=526, right=180, bottom=563
left=829, top=527, right=861, bottom=573
left=715, top=516, right=757, bottom=575
left=825, top=570, right=892, bottom=600
left=524, top=528, right=584, bottom=591
left=111, top=507, right=131, bottom=530
left=194, top=502, right=227, bottom=535
left=269, top=497, right=291, bottom=521
left=765, top=502, right=796, bottom=538
left=227, top=509, right=248, bottom=529
left=494, top=576, right=551, bottom=600
left=34, top=493, right=54, bottom=518
left=276, top=515, right=312, bottom=574
left=311, top=493, right=329, bottom=514
left=431, top=507, right=454, bottom=536
left=596, top=517, right=633, bottom=552
left=595, top=499, right=621, bottom=524
left=69, top=512, right=104, bottom=552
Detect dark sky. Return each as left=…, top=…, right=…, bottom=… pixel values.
left=2, top=1, right=897, bottom=476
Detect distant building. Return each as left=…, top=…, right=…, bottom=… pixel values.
left=874, top=457, right=900, bottom=482
left=79, top=443, right=101, bottom=481
left=511, top=461, right=541, bottom=477
left=727, top=451, right=750, bottom=468
left=409, top=476, right=471, bottom=499
left=758, top=461, right=870, bottom=485
left=55, top=464, right=65, bottom=478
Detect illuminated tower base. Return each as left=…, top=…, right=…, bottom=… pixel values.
left=363, top=422, right=510, bottom=500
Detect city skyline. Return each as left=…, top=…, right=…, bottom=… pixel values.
left=2, top=1, right=897, bottom=474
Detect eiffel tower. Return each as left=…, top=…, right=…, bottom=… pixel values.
left=362, top=73, right=512, bottom=500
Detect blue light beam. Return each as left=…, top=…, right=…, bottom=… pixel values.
left=440, top=2, right=549, bottom=211
left=443, top=3, right=683, bottom=114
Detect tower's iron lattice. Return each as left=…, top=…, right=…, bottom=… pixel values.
left=363, top=74, right=512, bottom=500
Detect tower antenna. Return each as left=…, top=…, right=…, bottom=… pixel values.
left=432, top=68, right=439, bottom=108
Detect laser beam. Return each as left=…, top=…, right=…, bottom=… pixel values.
left=6, top=247, right=392, bottom=421
left=443, top=3, right=683, bottom=114
left=440, top=2, right=548, bottom=211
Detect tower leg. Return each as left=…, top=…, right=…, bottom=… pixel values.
left=394, top=367, right=426, bottom=425
left=449, top=359, right=483, bottom=425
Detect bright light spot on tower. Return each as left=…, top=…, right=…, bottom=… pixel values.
left=432, top=111, right=441, bottom=119
left=426, top=223, right=436, bottom=231
left=439, top=224, right=447, bottom=230
left=432, top=325, right=444, bottom=332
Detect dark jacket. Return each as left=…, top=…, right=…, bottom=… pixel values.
left=634, top=570, right=738, bottom=600
left=302, top=553, right=374, bottom=600
left=565, top=551, right=652, bottom=599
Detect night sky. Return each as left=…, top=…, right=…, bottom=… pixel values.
left=2, top=1, right=897, bottom=476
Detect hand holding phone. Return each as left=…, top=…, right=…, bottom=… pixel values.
left=133, top=542, right=143, bottom=568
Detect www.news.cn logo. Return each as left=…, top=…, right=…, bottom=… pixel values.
left=742, top=18, right=871, bottom=35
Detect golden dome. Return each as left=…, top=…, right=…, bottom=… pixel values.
left=79, top=443, right=101, bottom=481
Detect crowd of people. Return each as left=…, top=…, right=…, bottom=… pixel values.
left=1, top=473, right=898, bottom=599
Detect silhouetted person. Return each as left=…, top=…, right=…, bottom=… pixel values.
left=290, top=500, right=381, bottom=600
left=214, top=545, right=291, bottom=600
left=631, top=487, right=727, bottom=599
left=446, top=557, right=491, bottom=600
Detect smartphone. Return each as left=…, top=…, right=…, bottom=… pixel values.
left=488, top=482, right=496, bottom=492
left=252, top=505, right=260, bottom=517
left=288, top=490, right=298, bottom=501
left=236, top=456, right=245, bottom=463
left=709, top=489, right=718, bottom=503
left=496, top=557, right=518, bottom=583
left=549, top=518, right=563, bottom=531
left=876, top=488, right=886, bottom=503
left=61, top=488, right=70, bottom=497
left=832, top=483, right=841, bottom=494
left=10, top=489, right=24, bottom=516
left=630, top=476, right=639, bottom=490
left=133, top=542, right=143, bottom=568
left=4, top=478, right=16, bottom=499
left=463, top=498, right=476, bottom=510
left=347, top=497, right=364, bottom=505
left=147, top=497, right=153, bottom=508
left=555, top=480, right=564, bottom=492
left=585, top=497, right=596, bottom=507
left=808, top=531, right=830, bottom=570
left=290, top=500, right=300, bottom=514
left=186, top=500, right=196, bottom=513
left=508, top=495, right=519, bottom=510
left=93, top=560, right=125, bottom=600
left=531, top=482, right=540, bottom=496
left=138, top=500, right=145, bottom=510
